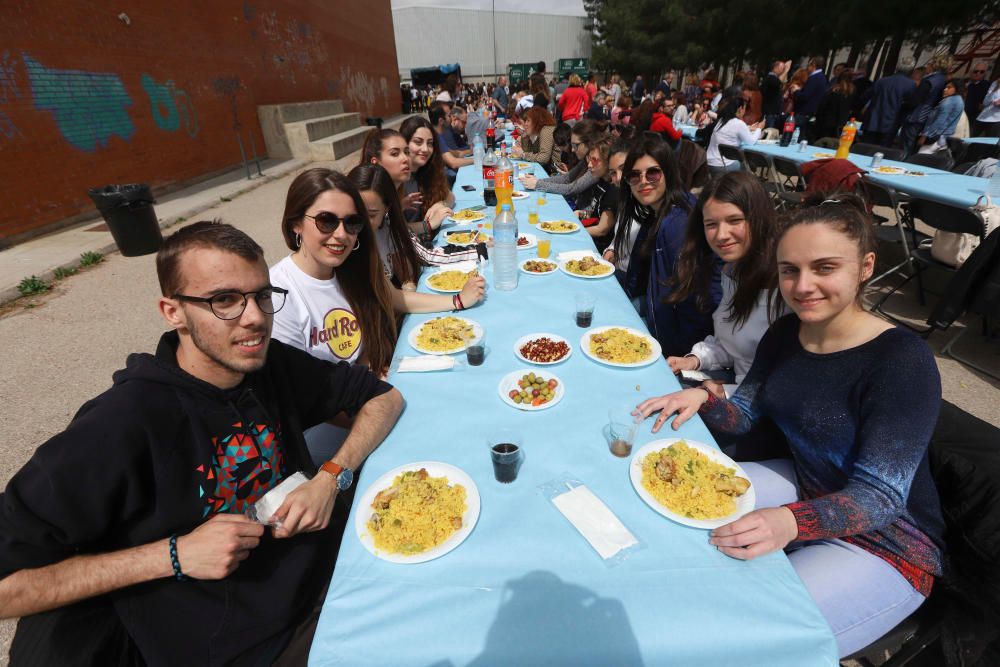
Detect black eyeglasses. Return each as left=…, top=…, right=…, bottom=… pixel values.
left=173, top=287, right=288, bottom=320
left=973, top=70, right=987, bottom=75
left=304, top=212, right=366, bottom=235
left=627, top=167, right=664, bottom=186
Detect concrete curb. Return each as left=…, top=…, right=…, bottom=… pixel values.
left=0, top=159, right=309, bottom=306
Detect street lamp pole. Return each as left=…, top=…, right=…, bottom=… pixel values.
left=492, top=0, right=498, bottom=79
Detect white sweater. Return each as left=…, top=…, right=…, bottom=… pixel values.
left=707, top=118, right=761, bottom=167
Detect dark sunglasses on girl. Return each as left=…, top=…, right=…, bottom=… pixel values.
left=627, top=166, right=663, bottom=186
left=304, top=212, right=366, bottom=235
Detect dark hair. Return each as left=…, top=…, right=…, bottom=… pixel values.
left=347, top=164, right=422, bottom=286
left=552, top=122, right=573, bottom=147
left=778, top=192, right=877, bottom=305
left=623, top=136, right=692, bottom=262
left=831, top=71, right=855, bottom=97
left=360, top=128, right=406, bottom=168
left=609, top=134, right=644, bottom=262
left=631, top=100, right=656, bottom=132
left=668, top=172, right=777, bottom=324
left=945, top=78, right=966, bottom=97
left=157, top=220, right=264, bottom=297
left=716, top=96, right=746, bottom=131
left=809, top=55, right=826, bottom=70
left=280, top=168, right=396, bottom=375
left=428, top=104, right=448, bottom=126
left=399, top=116, right=451, bottom=216
left=570, top=118, right=609, bottom=148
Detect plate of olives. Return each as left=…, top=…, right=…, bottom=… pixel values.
left=497, top=370, right=565, bottom=411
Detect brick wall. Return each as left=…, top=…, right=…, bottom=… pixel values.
left=0, top=0, right=401, bottom=244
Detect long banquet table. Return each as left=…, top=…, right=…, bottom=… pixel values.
left=743, top=141, right=990, bottom=208
left=309, top=164, right=839, bottom=666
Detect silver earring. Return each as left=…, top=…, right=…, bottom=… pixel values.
left=353, top=239, right=361, bottom=251
left=295, top=233, right=302, bottom=248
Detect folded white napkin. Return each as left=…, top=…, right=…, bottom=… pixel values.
left=434, top=260, right=479, bottom=273
left=557, top=250, right=598, bottom=262
left=397, top=355, right=456, bottom=372
left=251, top=472, right=308, bottom=525
left=551, top=485, right=638, bottom=559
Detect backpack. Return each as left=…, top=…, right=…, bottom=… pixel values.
left=801, top=158, right=866, bottom=194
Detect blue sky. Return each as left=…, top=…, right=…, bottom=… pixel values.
left=390, top=0, right=587, bottom=17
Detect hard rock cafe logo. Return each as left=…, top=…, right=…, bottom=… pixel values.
left=309, top=307, right=361, bottom=360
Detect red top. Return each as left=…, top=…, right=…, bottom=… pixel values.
left=558, top=86, right=589, bottom=121
left=649, top=112, right=682, bottom=141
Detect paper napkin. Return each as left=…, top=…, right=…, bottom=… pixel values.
left=551, top=485, right=639, bottom=560
left=397, top=355, right=457, bottom=372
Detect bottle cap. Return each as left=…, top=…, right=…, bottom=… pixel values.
left=501, top=204, right=511, bottom=211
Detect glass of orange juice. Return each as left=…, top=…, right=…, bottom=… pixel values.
left=537, top=239, right=551, bottom=258
left=537, top=193, right=547, bottom=206
left=527, top=200, right=539, bottom=225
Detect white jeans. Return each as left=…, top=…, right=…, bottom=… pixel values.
left=742, top=460, right=927, bottom=658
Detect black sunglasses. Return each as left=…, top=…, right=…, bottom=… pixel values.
left=304, top=212, right=366, bottom=235
left=627, top=166, right=663, bottom=186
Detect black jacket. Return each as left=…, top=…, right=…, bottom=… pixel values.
left=0, top=332, right=392, bottom=665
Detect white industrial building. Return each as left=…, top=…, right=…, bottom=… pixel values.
left=391, top=2, right=592, bottom=82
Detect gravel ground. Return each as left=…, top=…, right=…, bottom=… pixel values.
left=0, top=172, right=996, bottom=663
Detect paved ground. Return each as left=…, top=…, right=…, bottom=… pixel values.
left=0, top=158, right=997, bottom=662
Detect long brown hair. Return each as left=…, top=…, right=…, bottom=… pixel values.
left=280, top=168, right=396, bottom=375
left=347, top=163, right=422, bottom=286
left=668, top=172, right=777, bottom=325
left=399, top=116, right=450, bottom=214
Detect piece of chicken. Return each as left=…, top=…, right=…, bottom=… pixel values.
left=714, top=475, right=751, bottom=497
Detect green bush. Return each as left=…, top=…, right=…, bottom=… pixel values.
left=80, top=251, right=104, bottom=266
left=18, top=276, right=51, bottom=296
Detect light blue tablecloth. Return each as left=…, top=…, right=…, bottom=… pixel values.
left=963, top=136, right=1000, bottom=146
left=677, top=123, right=699, bottom=139
left=744, top=142, right=990, bottom=208
left=309, top=165, right=838, bottom=666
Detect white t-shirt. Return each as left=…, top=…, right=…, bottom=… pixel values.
left=269, top=256, right=363, bottom=364
left=707, top=118, right=761, bottom=167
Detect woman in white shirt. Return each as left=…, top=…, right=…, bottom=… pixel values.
left=664, top=171, right=780, bottom=397
left=975, top=78, right=1000, bottom=137
left=707, top=97, right=764, bottom=173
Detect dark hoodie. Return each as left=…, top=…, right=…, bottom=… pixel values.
left=0, top=331, right=392, bottom=665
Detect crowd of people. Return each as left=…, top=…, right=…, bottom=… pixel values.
left=2, top=51, right=987, bottom=665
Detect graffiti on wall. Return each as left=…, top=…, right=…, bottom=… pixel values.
left=0, top=51, right=23, bottom=141
left=23, top=55, right=135, bottom=151
left=141, top=73, right=199, bottom=137
left=338, top=66, right=390, bottom=114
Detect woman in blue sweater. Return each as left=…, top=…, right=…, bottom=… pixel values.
left=636, top=195, right=944, bottom=657
left=621, top=136, right=722, bottom=357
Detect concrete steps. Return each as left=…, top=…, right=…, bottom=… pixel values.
left=308, top=124, right=373, bottom=161
left=258, top=100, right=360, bottom=160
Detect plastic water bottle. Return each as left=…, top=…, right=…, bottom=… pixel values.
left=791, top=127, right=800, bottom=145
left=492, top=204, right=518, bottom=291
left=988, top=169, right=1000, bottom=201
left=473, top=139, right=484, bottom=173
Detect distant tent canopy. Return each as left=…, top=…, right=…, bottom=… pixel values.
left=410, top=64, right=462, bottom=88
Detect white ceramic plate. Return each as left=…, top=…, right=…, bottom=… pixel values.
left=629, top=439, right=756, bottom=530
left=512, top=333, right=572, bottom=365
left=497, top=369, right=565, bottom=411
left=511, top=190, right=530, bottom=200
left=519, top=257, right=558, bottom=275
left=580, top=326, right=662, bottom=368
left=538, top=220, right=581, bottom=234
left=408, top=316, right=483, bottom=355
left=448, top=210, right=487, bottom=224
left=559, top=256, right=615, bottom=279
left=873, top=166, right=906, bottom=175
left=756, top=139, right=778, bottom=145
left=425, top=268, right=478, bottom=293
left=356, top=461, right=481, bottom=563
left=516, top=233, right=537, bottom=250
left=811, top=152, right=834, bottom=159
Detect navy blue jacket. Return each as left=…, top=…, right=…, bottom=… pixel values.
left=644, top=194, right=723, bottom=357
left=865, top=73, right=916, bottom=133
left=794, top=70, right=829, bottom=116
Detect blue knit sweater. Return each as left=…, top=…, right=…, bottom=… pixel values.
left=699, top=315, right=945, bottom=594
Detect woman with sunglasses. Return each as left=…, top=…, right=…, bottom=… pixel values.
left=270, top=169, right=484, bottom=378
left=399, top=117, right=455, bottom=235
left=575, top=135, right=618, bottom=252
left=635, top=195, right=943, bottom=658
left=663, top=172, right=779, bottom=397
left=623, top=136, right=720, bottom=357
left=518, top=119, right=608, bottom=199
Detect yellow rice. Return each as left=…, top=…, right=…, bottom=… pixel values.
left=427, top=270, right=476, bottom=292
left=565, top=258, right=612, bottom=276
left=367, top=470, right=467, bottom=554
left=540, top=220, right=577, bottom=232
left=640, top=442, right=745, bottom=519
left=415, top=316, right=474, bottom=352
left=588, top=327, right=652, bottom=364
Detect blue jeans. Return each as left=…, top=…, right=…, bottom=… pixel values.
left=741, top=460, right=927, bottom=658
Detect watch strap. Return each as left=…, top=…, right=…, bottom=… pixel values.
left=320, top=460, right=344, bottom=479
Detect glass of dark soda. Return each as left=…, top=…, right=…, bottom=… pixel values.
left=488, top=429, right=523, bottom=483
left=575, top=292, right=595, bottom=328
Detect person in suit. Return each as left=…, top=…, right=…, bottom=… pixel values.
left=791, top=56, right=829, bottom=141
left=861, top=57, right=917, bottom=147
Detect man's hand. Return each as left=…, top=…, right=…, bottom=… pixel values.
left=177, top=514, right=265, bottom=579
left=520, top=174, right=538, bottom=190
left=709, top=507, right=798, bottom=560
left=270, top=473, right=338, bottom=539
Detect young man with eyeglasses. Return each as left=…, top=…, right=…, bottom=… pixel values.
left=0, top=221, right=403, bottom=665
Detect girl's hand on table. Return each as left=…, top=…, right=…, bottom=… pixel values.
left=602, top=248, right=616, bottom=264
left=634, top=388, right=711, bottom=432
left=667, top=355, right=700, bottom=374
left=426, top=202, right=453, bottom=230
left=459, top=275, right=486, bottom=307
left=709, top=507, right=798, bottom=560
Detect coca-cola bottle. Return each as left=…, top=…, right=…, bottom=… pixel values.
left=486, top=123, right=496, bottom=151
left=779, top=118, right=796, bottom=147
left=482, top=149, right=497, bottom=207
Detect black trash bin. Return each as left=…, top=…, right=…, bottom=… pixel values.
left=87, top=184, right=163, bottom=257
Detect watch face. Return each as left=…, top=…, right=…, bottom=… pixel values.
left=337, top=468, right=354, bottom=491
